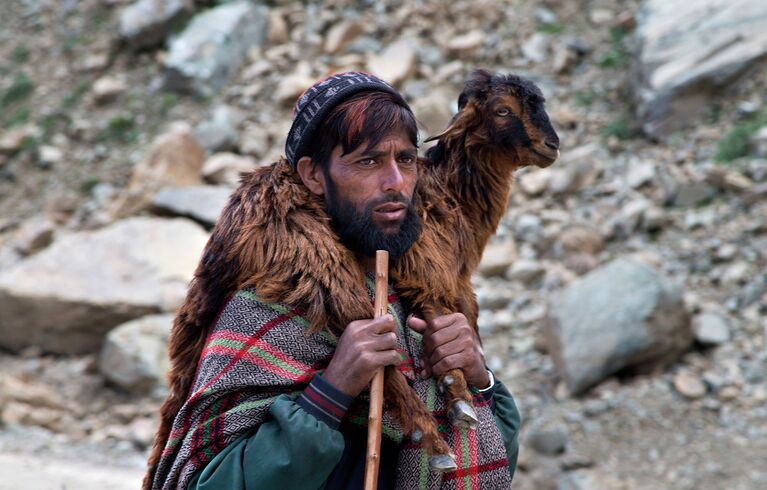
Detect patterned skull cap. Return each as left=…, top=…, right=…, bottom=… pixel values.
left=285, top=71, right=407, bottom=169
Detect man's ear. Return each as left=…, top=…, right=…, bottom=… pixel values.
left=296, top=156, right=325, bottom=196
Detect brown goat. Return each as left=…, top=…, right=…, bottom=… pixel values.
left=144, top=69, right=558, bottom=487
left=392, top=69, right=559, bottom=431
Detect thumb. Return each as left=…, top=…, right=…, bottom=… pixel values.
left=408, top=314, right=428, bottom=333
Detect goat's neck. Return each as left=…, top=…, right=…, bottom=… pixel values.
left=441, top=140, right=518, bottom=253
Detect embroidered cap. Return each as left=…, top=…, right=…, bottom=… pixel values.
left=285, top=71, right=407, bottom=169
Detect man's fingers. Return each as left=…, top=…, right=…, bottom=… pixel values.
left=431, top=352, right=466, bottom=376
left=370, top=314, right=396, bottom=333
left=428, top=337, right=466, bottom=368
left=407, top=314, right=428, bottom=333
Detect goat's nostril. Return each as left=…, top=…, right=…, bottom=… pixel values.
left=544, top=139, right=559, bottom=151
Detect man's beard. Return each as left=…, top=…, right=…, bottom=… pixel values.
left=324, top=179, right=421, bottom=259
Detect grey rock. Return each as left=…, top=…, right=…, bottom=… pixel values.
left=13, top=215, right=55, bottom=255
left=673, top=370, right=707, bottom=399
left=99, top=314, right=173, bottom=393
left=0, top=217, right=208, bottom=354
left=478, top=241, right=517, bottom=277
left=366, top=38, right=417, bottom=86
left=164, top=1, right=268, bottom=97
left=545, top=259, right=692, bottom=394
left=194, top=105, right=242, bottom=153
left=119, top=0, right=192, bottom=50
left=673, top=181, right=717, bottom=207
left=522, top=32, right=550, bottom=63
left=694, top=312, right=731, bottom=345
left=634, top=0, right=767, bottom=138
left=202, top=152, right=257, bottom=186
left=507, top=259, right=546, bottom=285
left=152, top=185, right=232, bottom=227
left=525, top=418, right=568, bottom=455
left=750, top=126, right=767, bottom=158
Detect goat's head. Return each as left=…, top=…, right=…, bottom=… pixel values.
left=427, top=69, right=560, bottom=168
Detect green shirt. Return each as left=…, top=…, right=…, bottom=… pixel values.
left=188, top=379, right=520, bottom=489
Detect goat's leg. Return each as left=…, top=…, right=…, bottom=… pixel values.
left=420, top=306, right=479, bottom=430
left=384, top=366, right=457, bottom=472
left=439, top=368, right=478, bottom=429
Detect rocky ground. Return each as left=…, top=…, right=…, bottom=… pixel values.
left=1, top=0, right=766, bottom=489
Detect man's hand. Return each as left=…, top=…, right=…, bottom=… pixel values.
left=322, top=314, right=402, bottom=398
left=408, top=313, right=490, bottom=389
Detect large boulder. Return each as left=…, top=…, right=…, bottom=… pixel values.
left=99, top=314, right=173, bottom=394
left=544, top=258, right=692, bottom=394
left=164, top=1, right=269, bottom=97
left=634, top=0, right=767, bottom=138
left=0, top=217, right=208, bottom=354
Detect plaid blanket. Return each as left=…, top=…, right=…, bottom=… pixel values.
left=152, top=280, right=512, bottom=489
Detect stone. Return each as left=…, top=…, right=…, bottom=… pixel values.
left=446, top=30, right=485, bottom=54
left=152, top=185, right=232, bottom=227
left=557, top=225, right=604, bottom=256
left=13, top=215, right=55, bottom=255
left=112, top=124, right=205, bottom=217
left=626, top=160, right=656, bottom=189
left=275, top=69, right=317, bottom=105
left=548, top=143, right=603, bottom=195
left=0, top=217, right=208, bottom=354
left=478, top=241, right=518, bottom=277
left=366, top=38, right=417, bottom=86
left=694, top=313, right=731, bottom=345
left=99, top=314, right=173, bottom=393
left=412, top=87, right=455, bottom=136
left=238, top=124, right=270, bottom=159
left=519, top=168, right=552, bottom=196
left=202, top=152, right=257, bottom=186
left=553, top=45, right=579, bottom=74
left=522, top=33, right=549, bottom=63
left=0, top=127, right=32, bottom=155
left=506, top=259, right=546, bottom=285
left=705, top=167, right=754, bottom=193
left=634, top=0, right=767, bottom=138
left=673, top=370, right=707, bottom=399
left=91, top=76, right=128, bottom=105
left=164, top=1, right=268, bottom=97
left=673, top=181, right=717, bottom=207
left=119, top=0, right=192, bottom=50
left=267, top=10, right=289, bottom=45
left=38, top=145, right=63, bottom=167
left=545, top=259, right=692, bottom=394
left=194, top=105, right=242, bottom=153
left=324, top=19, right=364, bottom=54
left=525, top=418, right=568, bottom=455
left=751, top=126, right=767, bottom=158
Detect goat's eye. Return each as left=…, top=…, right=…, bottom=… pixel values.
left=496, top=107, right=511, bottom=117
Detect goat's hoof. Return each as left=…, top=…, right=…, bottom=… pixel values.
left=442, top=375, right=455, bottom=388
left=411, top=429, right=423, bottom=443
left=429, top=454, right=458, bottom=473
left=448, top=399, right=478, bottom=430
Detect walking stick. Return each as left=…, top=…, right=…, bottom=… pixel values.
left=364, top=250, right=389, bottom=490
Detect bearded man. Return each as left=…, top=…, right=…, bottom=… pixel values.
left=147, top=72, right=520, bottom=490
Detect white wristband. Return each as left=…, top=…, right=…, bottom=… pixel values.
left=478, top=368, right=495, bottom=393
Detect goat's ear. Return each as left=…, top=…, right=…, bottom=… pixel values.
left=424, top=99, right=481, bottom=143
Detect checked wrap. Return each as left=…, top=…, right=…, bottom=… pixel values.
left=151, top=280, right=512, bottom=490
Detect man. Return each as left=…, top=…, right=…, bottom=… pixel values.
left=151, top=72, right=520, bottom=489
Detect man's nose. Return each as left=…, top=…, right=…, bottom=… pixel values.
left=381, top=158, right=405, bottom=193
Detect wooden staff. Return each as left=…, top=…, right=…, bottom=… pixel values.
left=364, top=250, right=389, bottom=490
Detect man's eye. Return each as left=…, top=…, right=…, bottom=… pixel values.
left=358, top=158, right=376, bottom=166
left=399, top=156, right=415, bottom=165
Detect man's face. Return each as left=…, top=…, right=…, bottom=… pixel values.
left=322, top=129, right=421, bottom=258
